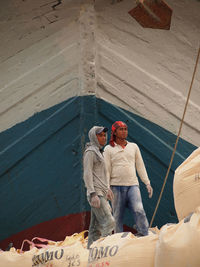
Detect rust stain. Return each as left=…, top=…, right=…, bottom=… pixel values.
left=129, top=0, right=173, bottom=30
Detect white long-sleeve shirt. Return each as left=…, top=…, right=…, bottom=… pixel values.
left=103, top=142, right=150, bottom=186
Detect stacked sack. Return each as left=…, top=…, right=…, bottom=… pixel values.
left=88, top=230, right=159, bottom=267
left=155, top=207, right=200, bottom=267
left=0, top=230, right=159, bottom=267
left=0, top=232, right=89, bottom=267
left=154, top=148, right=200, bottom=267
left=173, top=147, right=200, bottom=221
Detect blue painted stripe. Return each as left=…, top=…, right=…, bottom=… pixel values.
left=0, top=95, right=196, bottom=241
left=0, top=97, right=80, bottom=177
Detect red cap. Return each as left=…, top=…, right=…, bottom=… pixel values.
left=110, top=121, right=127, bottom=147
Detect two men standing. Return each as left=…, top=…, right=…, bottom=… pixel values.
left=83, top=121, right=153, bottom=248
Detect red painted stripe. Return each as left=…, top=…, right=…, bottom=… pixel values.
left=0, top=211, right=136, bottom=251
left=0, top=212, right=90, bottom=251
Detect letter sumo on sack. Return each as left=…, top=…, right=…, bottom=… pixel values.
left=88, top=231, right=158, bottom=267
left=155, top=207, right=200, bottom=267
left=31, top=241, right=88, bottom=267
left=173, top=147, right=200, bottom=221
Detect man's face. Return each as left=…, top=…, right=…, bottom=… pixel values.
left=115, top=126, right=128, bottom=139
left=96, top=132, right=107, bottom=146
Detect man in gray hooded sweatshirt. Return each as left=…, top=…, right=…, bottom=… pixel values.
left=83, top=126, right=115, bottom=248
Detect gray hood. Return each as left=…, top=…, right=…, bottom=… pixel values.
left=84, top=126, right=107, bottom=160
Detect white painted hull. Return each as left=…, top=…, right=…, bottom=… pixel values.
left=0, top=0, right=200, bottom=146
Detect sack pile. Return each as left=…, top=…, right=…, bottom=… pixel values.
left=1, top=210, right=200, bottom=267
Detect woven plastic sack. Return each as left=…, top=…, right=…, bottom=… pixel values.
left=0, top=232, right=88, bottom=267
left=155, top=207, right=200, bottom=267
left=88, top=231, right=158, bottom=267
left=31, top=240, right=88, bottom=267
left=0, top=247, right=37, bottom=267
left=173, top=147, right=200, bottom=221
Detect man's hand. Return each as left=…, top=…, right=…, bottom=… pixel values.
left=90, top=194, right=101, bottom=208
left=146, top=184, right=153, bottom=198
left=107, top=188, right=114, bottom=201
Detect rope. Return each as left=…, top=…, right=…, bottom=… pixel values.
left=150, top=45, right=200, bottom=228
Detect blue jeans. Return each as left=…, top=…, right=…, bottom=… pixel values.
left=111, top=185, right=149, bottom=236
left=87, top=196, right=115, bottom=248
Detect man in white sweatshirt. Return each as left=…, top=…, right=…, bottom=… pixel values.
left=83, top=126, right=115, bottom=248
left=104, top=121, right=153, bottom=236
